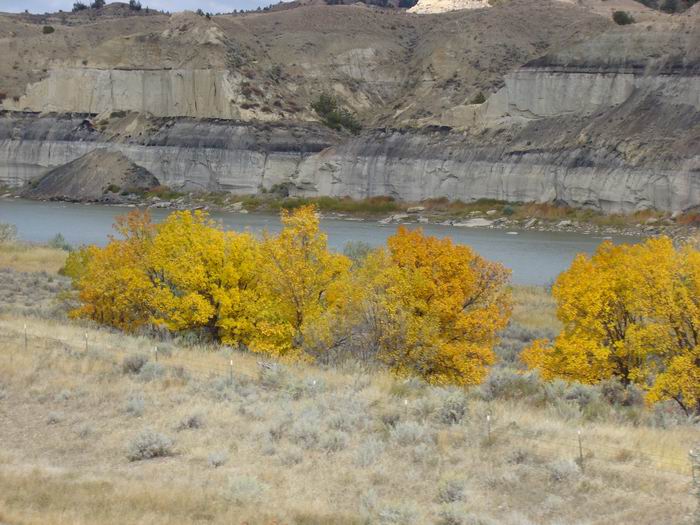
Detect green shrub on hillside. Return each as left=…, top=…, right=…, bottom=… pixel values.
left=612, top=10, right=635, bottom=24
left=311, top=93, right=362, bottom=134
left=471, top=92, right=486, bottom=104
left=42, top=26, right=55, bottom=34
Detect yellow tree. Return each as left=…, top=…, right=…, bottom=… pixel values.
left=68, top=210, right=155, bottom=331
left=145, top=211, right=260, bottom=344
left=369, top=227, right=511, bottom=386
left=637, top=240, right=700, bottom=415
left=523, top=237, right=700, bottom=415
left=522, top=242, right=647, bottom=384
left=251, top=205, right=351, bottom=359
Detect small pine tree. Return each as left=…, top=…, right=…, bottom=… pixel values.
left=72, top=1, right=88, bottom=11
left=90, top=0, right=105, bottom=8
left=129, top=0, right=142, bottom=11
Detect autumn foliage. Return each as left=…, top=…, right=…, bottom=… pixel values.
left=523, top=237, right=700, bottom=415
left=360, top=227, right=510, bottom=385
left=64, top=206, right=511, bottom=385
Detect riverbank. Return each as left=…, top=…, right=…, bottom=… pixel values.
left=4, top=188, right=698, bottom=240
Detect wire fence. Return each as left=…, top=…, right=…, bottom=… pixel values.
left=1, top=320, right=697, bottom=485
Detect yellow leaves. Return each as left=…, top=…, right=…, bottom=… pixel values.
left=68, top=207, right=512, bottom=386
left=647, top=351, right=700, bottom=413
left=251, top=205, right=352, bottom=358
left=525, top=236, right=700, bottom=413
left=369, top=226, right=511, bottom=386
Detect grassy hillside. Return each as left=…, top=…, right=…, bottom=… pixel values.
left=0, top=244, right=696, bottom=524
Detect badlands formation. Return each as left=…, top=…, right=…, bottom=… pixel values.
left=0, top=0, right=698, bottom=212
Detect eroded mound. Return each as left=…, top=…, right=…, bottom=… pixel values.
left=23, top=149, right=159, bottom=201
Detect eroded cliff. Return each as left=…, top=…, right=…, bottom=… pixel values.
left=0, top=0, right=698, bottom=212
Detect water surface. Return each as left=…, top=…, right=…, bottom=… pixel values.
left=0, top=198, right=637, bottom=286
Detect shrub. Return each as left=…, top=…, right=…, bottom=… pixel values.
left=72, top=1, right=87, bottom=11
left=320, top=430, right=348, bottom=453
left=471, top=92, right=486, bottom=104
left=612, top=11, right=635, bottom=24
left=258, top=363, right=288, bottom=389
left=660, top=0, right=679, bottom=12
left=42, top=26, right=55, bottom=34
left=91, top=0, right=105, bottom=8
left=46, top=411, right=63, bottom=424
left=125, top=394, right=145, bottom=417
left=76, top=424, right=93, bottom=439
left=377, top=504, right=417, bottom=524
left=437, top=479, right=465, bottom=503
left=354, top=437, right=384, bottom=467
left=177, top=412, right=204, bottom=431
left=47, top=233, right=72, bottom=251
left=128, top=0, right=142, bottom=9
left=122, top=354, right=149, bottom=375
left=226, top=475, right=269, bottom=505
left=290, top=413, right=322, bottom=449
left=436, top=504, right=468, bottom=525
left=548, top=459, right=580, bottom=482
left=311, top=93, right=362, bottom=134
left=390, top=421, right=433, bottom=446
left=127, top=430, right=174, bottom=461
left=138, top=362, right=165, bottom=382
left=480, top=369, right=542, bottom=401
left=0, top=223, right=17, bottom=243
left=279, top=447, right=304, bottom=466
left=436, top=391, right=468, bottom=425
left=207, top=451, right=228, bottom=468
left=598, top=378, right=644, bottom=407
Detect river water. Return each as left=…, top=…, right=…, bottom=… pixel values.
left=0, top=198, right=638, bottom=286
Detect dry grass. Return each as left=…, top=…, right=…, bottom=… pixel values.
left=0, top=268, right=70, bottom=318
left=0, top=312, right=696, bottom=525
left=511, top=285, right=559, bottom=333
left=0, top=242, right=68, bottom=273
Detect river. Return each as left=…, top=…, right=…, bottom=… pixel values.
left=0, top=198, right=638, bottom=286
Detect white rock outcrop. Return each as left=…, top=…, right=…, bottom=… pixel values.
left=408, top=0, right=490, bottom=14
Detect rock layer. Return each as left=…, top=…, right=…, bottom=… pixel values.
left=0, top=3, right=698, bottom=213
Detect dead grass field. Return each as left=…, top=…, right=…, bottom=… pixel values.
left=0, top=242, right=68, bottom=274
left=0, top=313, right=696, bottom=525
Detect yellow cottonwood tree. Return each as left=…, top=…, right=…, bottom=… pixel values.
left=523, top=237, right=700, bottom=414
left=69, top=210, right=155, bottom=331
left=146, top=211, right=261, bottom=344
left=522, top=242, right=644, bottom=384
left=369, top=227, right=511, bottom=385
left=251, top=205, right=352, bottom=359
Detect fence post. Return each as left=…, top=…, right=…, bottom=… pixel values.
left=23, top=323, right=27, bottom=353
left=691, top=448, right=700, bottom=525
left=577, top=429, right=585, bottom=472
left=229, top=359, right=233, bottom=384
left=154, top=346, right=158, bottom=363
left=486, top=413, right=492, bottom=441
left=84, top=332, right=88, bottom=353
